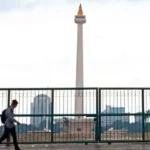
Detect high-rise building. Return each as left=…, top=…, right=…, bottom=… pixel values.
left=101, top=105, right=129, bottom=126
left=135, top=112, right=142, bottom=123
left=30, top=94, right=51, bottom=128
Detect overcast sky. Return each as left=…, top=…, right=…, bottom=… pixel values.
left=0, top=0, right=150, bottom=88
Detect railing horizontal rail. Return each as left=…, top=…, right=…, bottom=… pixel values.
left=0, top=87, right=98, bottom=90
left=100, top=87, right=150, bottom=89
left=100, top=113, right=146, bottom=116
left=0, top=87, right=150, bottom=90
left=0, top=113, right=145, bottom=117
left=0, top=114, right=97, bottom=117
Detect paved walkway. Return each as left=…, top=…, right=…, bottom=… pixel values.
left=0, top=143, right=150, bottom=150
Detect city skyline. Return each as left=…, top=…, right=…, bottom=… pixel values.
left=0, top=89, right=149, bottom=126
left=0, top=0, right=150, bottom=126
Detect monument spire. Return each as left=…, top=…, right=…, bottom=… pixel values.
left=74, top=4, right=86, bottom=117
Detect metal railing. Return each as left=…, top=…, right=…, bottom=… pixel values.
left=0, top=88, right=150, bottom=144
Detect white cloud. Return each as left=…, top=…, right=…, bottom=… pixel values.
left=0, top=1, right=149, bottom=87
left=0, top=0, right=70, bottom=12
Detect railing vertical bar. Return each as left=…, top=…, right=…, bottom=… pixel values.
left=95, top=88, right=99, bottom=142
left=142, top=89, right=145, bottom=141
left=7, top=90, right=11, bottom=144
left=99, top=88, right=101, bottom=143
left=51, top=89, right=54, bottom=143
left=7, top=89, right=10, bottom=107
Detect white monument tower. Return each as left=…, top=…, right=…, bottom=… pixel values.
left=74, top=4, right=86, bottom=116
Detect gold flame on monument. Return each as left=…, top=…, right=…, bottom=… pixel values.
left=77, top=4, right=83, bottom=16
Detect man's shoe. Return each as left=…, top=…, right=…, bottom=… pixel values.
left=15, top=147, right=22, bottom=150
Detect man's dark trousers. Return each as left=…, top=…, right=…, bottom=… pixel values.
left=0, top=126, right=19, bottom=150
left=6, top=134, right=10, bottom=146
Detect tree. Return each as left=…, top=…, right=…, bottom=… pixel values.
left=144, top=110, right=150, bottom=123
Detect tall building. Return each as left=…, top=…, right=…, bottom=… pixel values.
left=30, top=94, right=51, bottom=128
left=101, top=105, right=129, bottom=126
left=135, top=112, right=142, bottom=123
left=74, top=4, right=86, bottom=115
left=102, top=105, right=125, bottom=114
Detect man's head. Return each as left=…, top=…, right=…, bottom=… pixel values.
left=11, top=99, right=18, bottom=108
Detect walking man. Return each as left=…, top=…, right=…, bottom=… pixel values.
left=0, top=100, right=21, bottom=150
